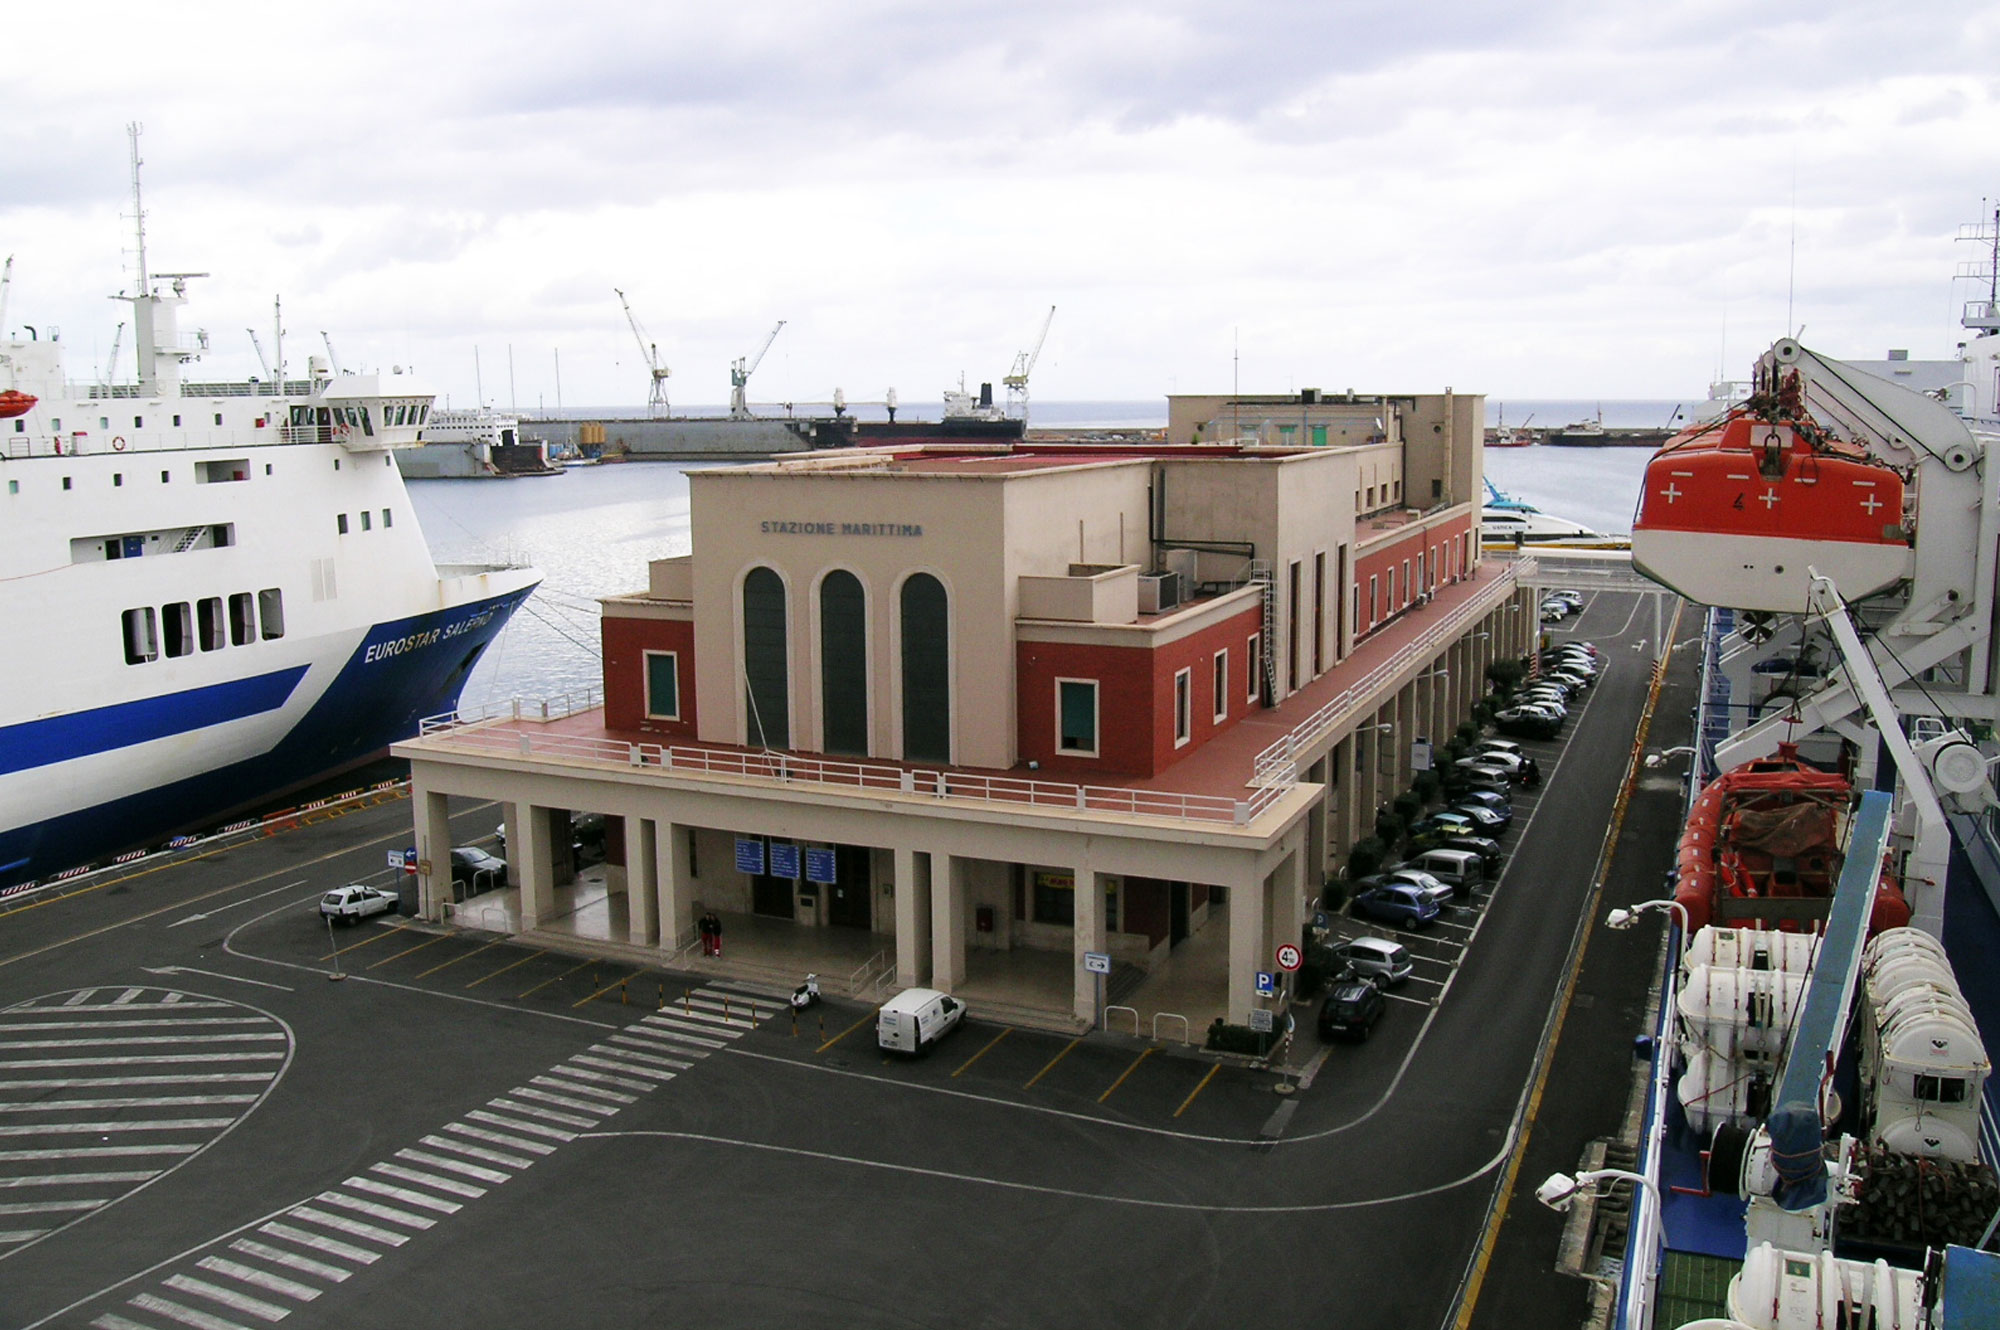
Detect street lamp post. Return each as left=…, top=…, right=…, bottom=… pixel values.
left=1537, top=1167, right=1664, bottom=1315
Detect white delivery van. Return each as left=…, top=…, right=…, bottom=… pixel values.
left=876, top=987, right=966, bottom=1054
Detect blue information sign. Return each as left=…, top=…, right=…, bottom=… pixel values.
left=1255, top=971, right=1277, bottom=997
left=769, top=842, right=801, bottom=880
left=804, top=847, right=837, bottom=885
left=734, top=838, right=766, bottom=875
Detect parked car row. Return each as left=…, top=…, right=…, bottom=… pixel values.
left=1539, top=588, right=1586, bottom=622
left=1494, top=642, right=1601, bottom=740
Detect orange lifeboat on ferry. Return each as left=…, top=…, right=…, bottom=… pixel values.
left=1672, top=745, right=1910, bottom=935
left=1631, top=371, right=1911, bottom=612
left=0, top=390, right=35, bottom=419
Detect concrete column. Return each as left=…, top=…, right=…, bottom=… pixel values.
left=518, top=805, right=555, bottom=931
left=1072, top=862, right=1106, bottom=1024
left=1334, top=735, right=1359, bottom=860
left=413, top=784, right=453, bottom=923
left=1393, top=684, right=1413, bottom=793
left=630, top=818, right=660, bottom=946
left=656, top=821, right=695, bottom=950
left=1225, top=861, right=1266, bottom=1027
left=1304, top=758, right=1327, bottom=896
left=894, top=846, right=931, bottom=986
left=931, top=853, right=967, bottom=992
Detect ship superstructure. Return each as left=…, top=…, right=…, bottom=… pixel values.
left=0, top=133, right=539, bottom=890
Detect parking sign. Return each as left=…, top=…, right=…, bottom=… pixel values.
left=1255, top=971, right=1277, bottom=997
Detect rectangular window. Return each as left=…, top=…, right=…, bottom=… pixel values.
left=160, top=469, right=170, bottom=484
left=336, top=513, right=349, bottom=535
left=1032, top=872, right=1075, bottom=926
left=1913, top=1074, right=1968, bottom=1104
left=644, top=651, right=681, bottom=720
left=382, top=508, right=392, bottom=528
left=197, top=597, right=225, bottom=652
left=1056, top=679, right=1098, bottom=755
left=1247, top=634, right=1261, bottom=703
left=1388, top=567, right=1397, bottom=609
left=228, top=592, right=256, bottom=646
left=1174, top=667, right=1192, bottom=747
left=1401, top=560, right=1410, bottom=605
left=1313, top=551, right=1326, bottom=675
left=162, top=602, right=193, bottom=658
left=114, top=473, right=123, bottom=488
left=360, top=510, right=372, bottom=531
left=1212, top=649, right=1228, bottom=722
left=1287, top=561, right=1301, bottom=693
left=258, top=588, right=285, bottom=640
left=122, top=607, right=159, bottom=664
left=62, top=476, right=71, bottom=490
left=1369, top=575, right=1379, bottom=625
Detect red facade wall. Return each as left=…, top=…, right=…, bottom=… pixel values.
left=602, top=615, right=698, bottom=738
left=1017, top=603, right=1263, bottom=778
left=1354, top=514, right=1473, bottom=639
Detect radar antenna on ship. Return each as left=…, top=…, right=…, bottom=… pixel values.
left=1955, top=199, right=2000, bottom=337
left=614, top=288, right=671, bottom=417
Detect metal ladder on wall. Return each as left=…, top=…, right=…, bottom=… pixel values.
left=1249, top=559, right=1276, bottom=699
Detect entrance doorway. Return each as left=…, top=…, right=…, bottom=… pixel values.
left=751, top=875, right=795, bottom=918
left=1171, top=882, right=1190, bottom=946
left=827, top=846, right=873, bottom=928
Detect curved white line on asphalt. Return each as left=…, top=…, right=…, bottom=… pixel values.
left=221, top=892, right=616, bottom=1030
left=0, top=988, right=296, bottom=1265
left=581, top=1128, right=1509, bottom=1213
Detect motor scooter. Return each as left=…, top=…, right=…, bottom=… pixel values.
left=790, top=974, right=821, bottom=1009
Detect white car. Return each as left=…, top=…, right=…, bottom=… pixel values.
left=320, top=884, right=398, bottom=924
left=1552, top=589, right=1585, bottom=608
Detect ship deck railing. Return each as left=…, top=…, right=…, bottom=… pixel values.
left=1249, top=556, right=1533, bottom=784
left=416, top=708, right=1289, bottom=829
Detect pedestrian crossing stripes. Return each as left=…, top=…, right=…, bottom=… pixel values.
left=0, top=989, right=291, bottom=1260
left=81, top=982, right=783, bottom=1330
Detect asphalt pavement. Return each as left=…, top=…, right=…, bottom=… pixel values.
left=0, top=588, right=1687, bottom=1330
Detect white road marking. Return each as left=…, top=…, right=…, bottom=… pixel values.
left=287, top=1204, right=409, bottom=1248
left=126, top=1291, right=255, bottom=1330
left=396, top=1147, right=509, bottom=1184
left=369, top=1161, right=486, bottom=1198
left=257, top=1221, right=379, bottom=1265
left=0, top=1119, right=235, bottom=1137
left=418, top=1133, right=534, bottom=1170
left=488, top=1098, right=597, bottom=1130
left=194, top=1254, right=321, bottom=1302
left=548, top=1064, right=649, bottom=1092
left=228, top=1237, right=350, bottom=1283
left=567, top=1054, right=672, bottom=1082
left=161, top=1272, right=290, bottom=1321
left=0, top=1170, right=158, bottom=1187
left=507, top=1084, right=611, bottom=1115
left=530, top=1074, right=635, bottom=1104
left=342, top=1175, right=461, bottom=1215
left=441, top=1122, right=555, bottom=1157
left=314, top=1190, right=435, bottom=1230
left=0, top=1095, right=257, bottom=1113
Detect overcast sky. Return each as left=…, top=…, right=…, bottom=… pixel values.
left=4, top=2, right=1997, bottom=411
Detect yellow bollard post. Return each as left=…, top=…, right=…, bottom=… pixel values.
left=621, top=978, right=628, bottom=1006
left=684, top=988, right=691, bottom=1016
left=657, top=981, right=664, bottom=1011
left=724, top=996, right=731, bottom=1022
left=818, top=1011, right=825, bottom=1041
left=791, top=1006, right=798, bottom=1038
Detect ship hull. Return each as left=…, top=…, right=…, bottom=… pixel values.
left=0, top=585, right=532, bottom=888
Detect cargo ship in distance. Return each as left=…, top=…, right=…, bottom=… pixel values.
left=0, top=133, right=540, bottom=892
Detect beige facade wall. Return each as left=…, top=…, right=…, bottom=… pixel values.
left=689, top=460, right=1152, bottom=770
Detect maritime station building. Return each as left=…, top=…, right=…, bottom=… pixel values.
left=396, top=388, right=1538, bottom=1029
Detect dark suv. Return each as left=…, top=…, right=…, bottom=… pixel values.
left=1318, top=981, right=1386, bottom=1041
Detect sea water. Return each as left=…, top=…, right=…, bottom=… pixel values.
left=408, top=408, right=1659, bottom=711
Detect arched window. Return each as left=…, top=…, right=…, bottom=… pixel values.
left=742, top=567, right=789, bottom=748
left=820, top=570, right=868, bottom=756
left=900, top=573, right=950, bottom=763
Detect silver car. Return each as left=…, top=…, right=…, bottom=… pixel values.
left=1333, top=936, right=1414, bottom=987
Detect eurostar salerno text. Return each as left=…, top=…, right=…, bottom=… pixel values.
left=363, top=608, right=499, bottom=665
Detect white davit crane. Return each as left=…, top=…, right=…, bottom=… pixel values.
left=730, top=320, right=786, bottom=419
left=1003, top=304, right=1056, bottom=421
left=320, top=331, right=343, bottom=376
left=614, top=288, right=672, bottom=417
left=245, top=327, right=271, bottom=381
left=99, top=322, right=126, bottom=389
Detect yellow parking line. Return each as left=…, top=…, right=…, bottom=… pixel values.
left=1097, top=1047, right=1154, bottom=1103
left=1174, top=1064, right=1220, bottom=1118
left=951, top=1028, right=1011, bottom=1078
left=816, top=1011, right=877, bottom=1054
left=572, top=972, right=638, bottom=1009
left=518, top=958, right=594, bottom=999
left=367, top=934, right=452, bottom=970
left=318, top=922, right=413, bottom=961
left=465, top=948, right=543, bottom=988
left=415, top=938, right=504, bottom=980
left=1024, top=1037, right=1081, bottom=1089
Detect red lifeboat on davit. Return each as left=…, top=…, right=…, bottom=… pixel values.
left=0, top=390, right=36, bottom=419
left=1631, top=370, right=1912, bottom=612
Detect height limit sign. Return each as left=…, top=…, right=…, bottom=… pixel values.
left=1275, top=943, right=1303, bottom=972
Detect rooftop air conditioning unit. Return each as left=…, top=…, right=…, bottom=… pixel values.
left=1138, top=572, right=1183, bottom=613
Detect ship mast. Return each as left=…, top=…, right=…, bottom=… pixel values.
left=127, top=123, right=156, bottom=394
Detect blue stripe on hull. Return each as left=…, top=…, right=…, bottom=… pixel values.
left=0, top=587, right=534, bottom=890
left=0, top=666, right=309, bottom=776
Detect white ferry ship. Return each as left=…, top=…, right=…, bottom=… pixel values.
left=0, top=142, right=539, bottom=892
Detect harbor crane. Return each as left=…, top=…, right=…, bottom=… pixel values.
left=730, top=320, right=786, bottom=419
left=614, top=288, right=671, bottom=417
left=1003, top=304, right=1055, bottom=421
